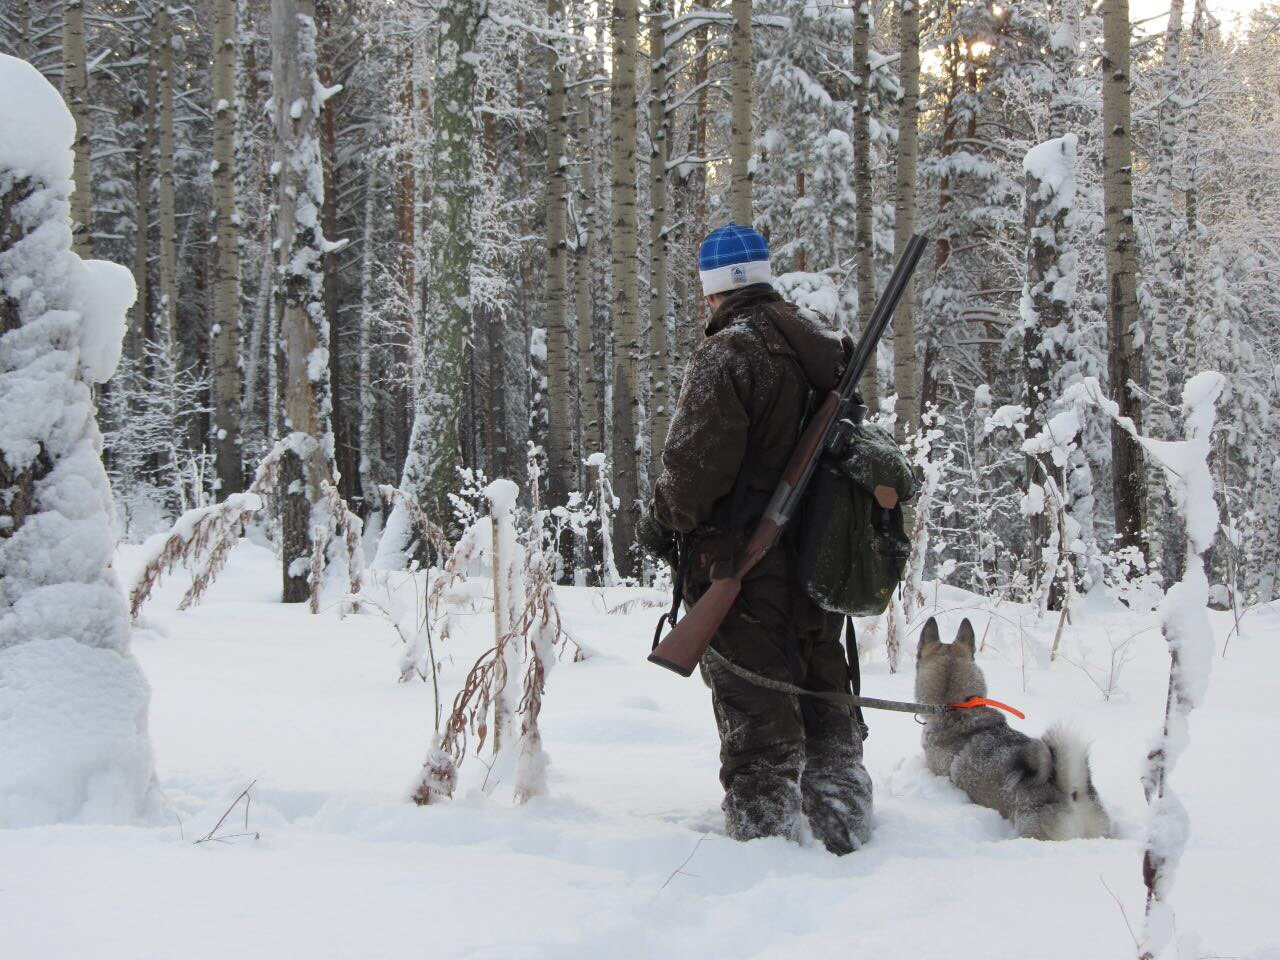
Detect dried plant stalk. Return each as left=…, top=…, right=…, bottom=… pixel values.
left=131, top=440, right=289, bottom=616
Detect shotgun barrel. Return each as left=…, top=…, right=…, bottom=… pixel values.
left=648, top=233, right=930, bottom=677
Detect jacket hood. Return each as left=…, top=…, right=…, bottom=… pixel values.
left=764, top=302, right=848, bottom=392
left=705, top=284, right=847, bottom=391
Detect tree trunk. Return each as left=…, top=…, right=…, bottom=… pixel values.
left=728, top=0, right=753, bottom=225
left=62, top=0, right=91, bottom=256
left=574, top=53, right=600, bottom=470
left=1022, top=135, right=1077, bottom=604
left=1102, top=0, right=1145, bottom=550
left=545, top=0, right=573, bottom=513
left=130, top=21, right=159, bottom=360
left=212, top=0, right=243, bottom=498
left=15, top=0, right=32, bottom=61
left=648, top=0, right=671, bottom=478
left=422, top=0, right=477, bottom=507
left=272, top=0, right=336, bottom=602
left=355, top=161, right=381, bottom=520
left=482, top=87, right=511, bottom=485
left=610, top=0, right=640, bottom=576
left=316, top=0, right=355, bottom=505
left=156, top=5, right=177, bottom=347
left=1182, top=0, right=1206, bottom=370
left=853, top=0, right=877, bottom=411
left=893, top=0, right=920, bottom=450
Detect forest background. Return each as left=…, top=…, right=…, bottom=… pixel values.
left=3, top=0, right=1278, bottom=607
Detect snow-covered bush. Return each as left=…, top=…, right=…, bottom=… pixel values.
left=410, top=475, right=581, bottom=806
left=0, top=55, right=158, bottom=826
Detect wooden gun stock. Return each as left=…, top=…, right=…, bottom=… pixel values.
left=647, top=577, right=742, bottom=676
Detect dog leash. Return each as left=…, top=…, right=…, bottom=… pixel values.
left=704, top=647, right=1025, bottom=719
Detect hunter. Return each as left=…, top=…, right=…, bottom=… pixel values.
left=637, top=223, right=873, bottom=854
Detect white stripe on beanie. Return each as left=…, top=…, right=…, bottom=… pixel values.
left=699, top=258, right=772, bottom=296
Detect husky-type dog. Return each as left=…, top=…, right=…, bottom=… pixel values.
left=914, top=617, right=1111, bottom=840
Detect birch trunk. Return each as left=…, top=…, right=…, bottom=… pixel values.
left=272, top=0, right=336, bottom=602
left=422, top=0, right=477, bottom=510
left=545, top=0, right=573, bottom=513
left=648, top=0, right=671, bottom=475
left=610, top=0, right=640, bottom=577
left=574, top=56, right=600, bottom=469
left=1147, top=0, right=1184, bottom=432
left=156, top=5, right=177, bottom=346
left=893, top=0, right=920, bottom=451
left=482, top=89, right=510, bottom=484
left=62, top=0, right=91, bottom=256
left=15, top=0, right=32, bottom=61
left=130, top=25, right=159, bottom=359
left=212, top=0, right=243, bottom=497
left=1102, top=0, right=1145, bottom=551
left=1182, top=0, right=1206, bottom=370
left=728, top=0, right=753, bottom=225
left=853, top=0, right=877, bottom=411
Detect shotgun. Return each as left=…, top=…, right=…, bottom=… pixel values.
left=648, top=233, right=930, bottom=677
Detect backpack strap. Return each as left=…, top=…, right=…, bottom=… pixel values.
left=845, top=616, right=870, bottom=741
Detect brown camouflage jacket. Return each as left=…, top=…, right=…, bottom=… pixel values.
left=651, top=284, right=849, bottom=539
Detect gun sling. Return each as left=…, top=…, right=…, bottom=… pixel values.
left=703, top=645, right=952, bottom=716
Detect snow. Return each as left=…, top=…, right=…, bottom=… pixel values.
left=1023, top=134, right=1079, bottom=214
left=0, top=55, right=75, bottom=185
left=0, top=540, right=1275, bottom=958
left=73, top=259, right=134, bottom=383
left=483, top=477, right=520, bottom=514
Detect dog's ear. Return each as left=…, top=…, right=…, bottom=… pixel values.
left=918, top=617, right=942, bottom=659
left=955, top=619, right=977, bottom=658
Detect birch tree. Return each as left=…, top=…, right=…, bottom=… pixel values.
left=853, top=0, right=876, bottom=409
left=1101, top=0, right=1144, bottom=550
left=62, top=0, right=91, bottom=256
left=893, top=0, right=920, bottom=449
left=212, top=0, right=242, bottom=497
left=729, top=0, right=752, bottom=225
left=156, top=5, right=177, bottom=347
left=647, top=0, right=671, bottom=475
left=271, top=0, right=339, bottom=601
left=574, top=48, right=600, bottom=466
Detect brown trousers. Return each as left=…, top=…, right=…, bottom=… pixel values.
left=685, top=539, right=874, bottom=854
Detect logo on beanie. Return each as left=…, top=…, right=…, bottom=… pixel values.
left=731, top=265, right=747, bottom=285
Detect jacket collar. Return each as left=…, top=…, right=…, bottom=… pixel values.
left=705, top=284, right=782, bottom=336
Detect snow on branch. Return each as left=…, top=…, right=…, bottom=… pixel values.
left=128, top=439, right=288, bottom=617
left=130, top=435, right=364, bottom=617
left=1068, top=372, right=1226, bottom=960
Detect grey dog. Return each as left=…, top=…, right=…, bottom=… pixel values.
left=914, top=617, right=1111, bottom=840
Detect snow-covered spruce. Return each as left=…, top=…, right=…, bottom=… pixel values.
left=0, top=55, right=158, bottom=826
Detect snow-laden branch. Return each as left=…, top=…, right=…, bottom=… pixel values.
left=1069, top=372, right=1226, bottom=960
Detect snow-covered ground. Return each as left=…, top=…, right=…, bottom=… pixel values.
left=2, top=539, right=1276, bottom=960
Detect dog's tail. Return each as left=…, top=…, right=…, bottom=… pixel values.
left=1042, top=724, right=1111, bottom=838
left=1042, top=724, right=1092, bottom=799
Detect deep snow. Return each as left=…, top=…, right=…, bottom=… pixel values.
left=1, top=539, right=1276, bottom=959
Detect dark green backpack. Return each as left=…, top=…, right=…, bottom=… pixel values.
left=795, top=420, right=917, bottom=617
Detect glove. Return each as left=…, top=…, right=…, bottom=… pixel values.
left=635, top=512, right=679, bottom=569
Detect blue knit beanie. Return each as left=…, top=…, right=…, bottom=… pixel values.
left=698, top=222, right=771, bottom=296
